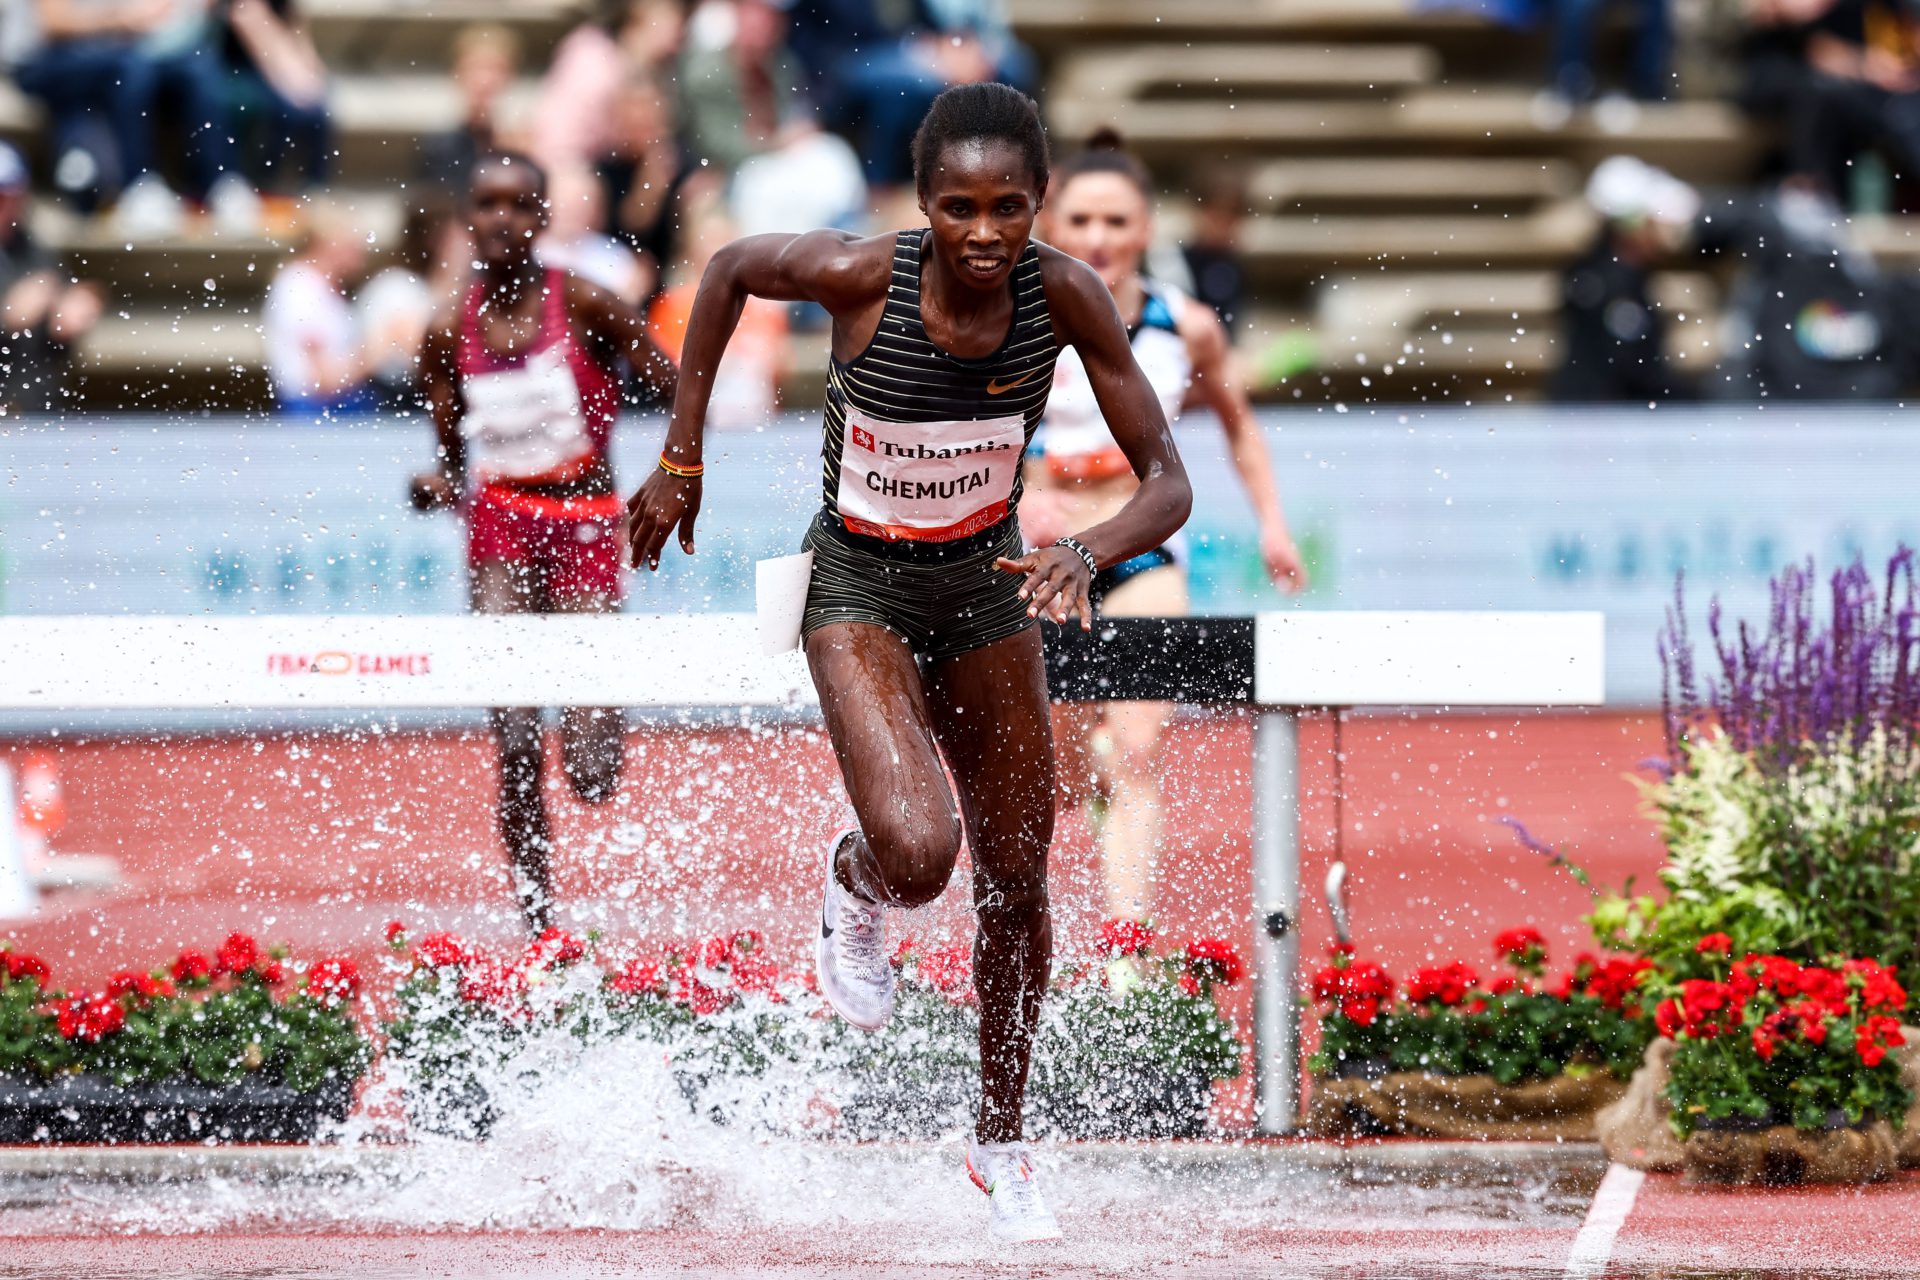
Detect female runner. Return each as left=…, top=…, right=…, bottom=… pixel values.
left=625, top=84, right=1190, bottom=1243
left=1024, top=134, right=1307, bottom=934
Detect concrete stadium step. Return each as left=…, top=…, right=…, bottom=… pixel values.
left=1247, top=157, right=1578, bottom=215
left=0, top=76, right=542, bottom=186
left=306, top=0, right=580, bottom=73
left=1158, top=198, right=1596, bottom=286
left=1048, top=90, right=1762, bottom=185
left=1053, top=43, right=1441, bottom=106
left=32, top=191, right=408, bottom=302
left=1013, top=0, right=1490, bottom=47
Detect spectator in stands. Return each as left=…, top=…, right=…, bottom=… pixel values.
left=219, top=0, right=331, bottom=206
left=532, top=0, right=685, bottom=177
left=420, top=23, right=522, bottom=198
left=645, top=192, right=786, bottom=428
left=356, top=206, right=467, bottom=413
left=262, top=207, right=370, bottom=416
left=0, top=142, right=101, bottom=413
left=673, top=0, right=866, bottom=237
left=787, top=0, right=1035, bottom=188
left=1553, top=155, right=1698, bottom=402
left=1701, top=183, right=1920, bottom=398
left=598, top=69, right=705, bottom=295
left=10, top=0, right=259, bottom=236
left=1739, top=0, right=1920, bottom=204
left=1178, top=165, right=1252, bottom=337
left=1541, top=0, right=1671, bottom=113
left=538, top=163, right=649, bottom=306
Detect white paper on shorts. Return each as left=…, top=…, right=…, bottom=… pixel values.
left=756, top=551, right=815, bottom=656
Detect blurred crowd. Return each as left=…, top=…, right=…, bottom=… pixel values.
left=0, top=0, right=1037, bottom=416
left=5, top=0, right=1920, bottom=414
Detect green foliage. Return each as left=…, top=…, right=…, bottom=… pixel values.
left=1601, top=730, right=1920, bottom=975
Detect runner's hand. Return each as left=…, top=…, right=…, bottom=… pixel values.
left=626, top=471, right=702, bottom=570
left=409, top=471, right=457, bottom=511
left=996, top=547, right=1094, bottom=632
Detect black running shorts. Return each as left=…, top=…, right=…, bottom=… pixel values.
left=799, top=510, right=1035, bottom=661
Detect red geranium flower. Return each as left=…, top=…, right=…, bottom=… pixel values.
left=305, top=956, right=361, bottom=1003
left=256, top=959, right=285, bottom=985
left=1796, top=966, right=1849, bottom=1014
left=383, top=921, right=407, bottom=947
left=417, top=932, right=472, bottom=969
left=916, top=943, right=975, bottom=1001
left=54, top=991, right=126, bottom=1042
left=171, top=949, right=213, bottom=984
left=1098, top=918, right=1154, bottom=958
left=1177, top=973, right=1201, bottom=998
left=4, top=951, right=51, bottom=986
left=457, top=957, right=525, bottom=1011
left=1493, top=926, right=1547, bottom=971
left=214, top=932, right=260, bottom=976
left=1406, top=960, right=1479, bottom=1007
left=1312, top=954, right=1394, bottom=1024
left=1843, top=959, right=1907, bottom=1013
left=673, top=967, right=736, bottom=1016
left=1855, top=1015, right=1906, bottom=1067
left=607, top=956, right=666, bottom=997
left=105, top=971, right=143, bottom=1001
left=1672, top=979, right=1744, bottom=1039
left=1582, top=956, right=1654, bottom=1010
left=1655, top=998, right=1684, bottom=1039
left=1694, top=933, right=1733, bottom=956
left=1184, top=937, right=1246, bottom=988
left=524, top=927, right=588, bottom=971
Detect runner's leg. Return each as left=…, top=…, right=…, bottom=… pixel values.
left=805, top=622, right=963, bottom=908
left=471, top=557, right=555, bottom=932
left=553, top=583, right=624, bottom=806
left=925, top=626, right=1055, bottom=1144
left=1090, top=565, right=1187, bottom=921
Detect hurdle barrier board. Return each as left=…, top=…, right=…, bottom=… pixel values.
left=0, top=610, right=1604, bottom=1130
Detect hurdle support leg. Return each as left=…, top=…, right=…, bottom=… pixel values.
left=1251, top=705, right=1302, bottom=1134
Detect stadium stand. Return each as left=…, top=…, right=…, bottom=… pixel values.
left=4, top=0, right=1917, bottom=410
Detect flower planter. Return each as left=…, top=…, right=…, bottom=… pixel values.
left=0, top=1073, right=353, bottom=1144
left=1305, top=1069, right=1625, bottom=1141
left=1682, top=1121, right=1899, bottom=1186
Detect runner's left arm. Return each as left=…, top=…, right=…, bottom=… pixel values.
left=409, top=303, right=465, bottom=511
left=997, top=249, right=1192, bottom=630
left=565, top=274, right=679, bottom=403
left=1183, top=299, right=1307, bottom=593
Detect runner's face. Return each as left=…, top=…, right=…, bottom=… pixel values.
left=470, top=164, right=546, bottom=271
left=919, top=140, right=1039, bottom=294
left=1044, top=171, right=1150, bottom=295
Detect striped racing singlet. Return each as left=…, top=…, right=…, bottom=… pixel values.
left=820, top=230, right=1056, bottom=554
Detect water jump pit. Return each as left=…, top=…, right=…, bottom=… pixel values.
left=3, top=1135, right=1916, bottom=1279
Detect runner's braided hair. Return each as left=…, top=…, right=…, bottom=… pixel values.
left=911, top=82, right=1050, bottom=196
left=1052, top=127, right=1152, bottom=198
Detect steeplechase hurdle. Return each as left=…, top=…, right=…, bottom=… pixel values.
left=0, top=610, right=1603, bottom=1131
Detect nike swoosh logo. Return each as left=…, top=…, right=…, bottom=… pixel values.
left=986, top=372, right=1038, bottom=395
left=821, top=914, right=834, bottom=940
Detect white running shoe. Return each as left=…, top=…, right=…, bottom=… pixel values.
left=111, top=175, right=185, bottom=241
left=966, top=1137, right=1063, bottom=1243
left=815, top=828, right=893, bottom=1031
left=205, top=174, right=262, bottom=238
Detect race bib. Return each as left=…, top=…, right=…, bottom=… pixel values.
left=461, top=345, right=596, bottom=482
left=835, top=406, right=1026, bottom=542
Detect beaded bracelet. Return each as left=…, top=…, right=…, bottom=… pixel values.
left=1054, top=536, right=1099, bottom=578
left=657, top=454, right=705, bottom=479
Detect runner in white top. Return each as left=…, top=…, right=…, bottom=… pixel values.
left=1024, top=131, right=1308, bottom=940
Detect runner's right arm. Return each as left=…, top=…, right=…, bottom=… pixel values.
left=626, top=230, right=890, bottom=570
left=409, top=304, right=465, bottom=511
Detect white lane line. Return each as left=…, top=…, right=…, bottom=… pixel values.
left=1563, top=1163, right=1645, bottom=1280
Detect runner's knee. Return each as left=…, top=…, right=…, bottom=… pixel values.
left=864, top=812, right=962, bottom=908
